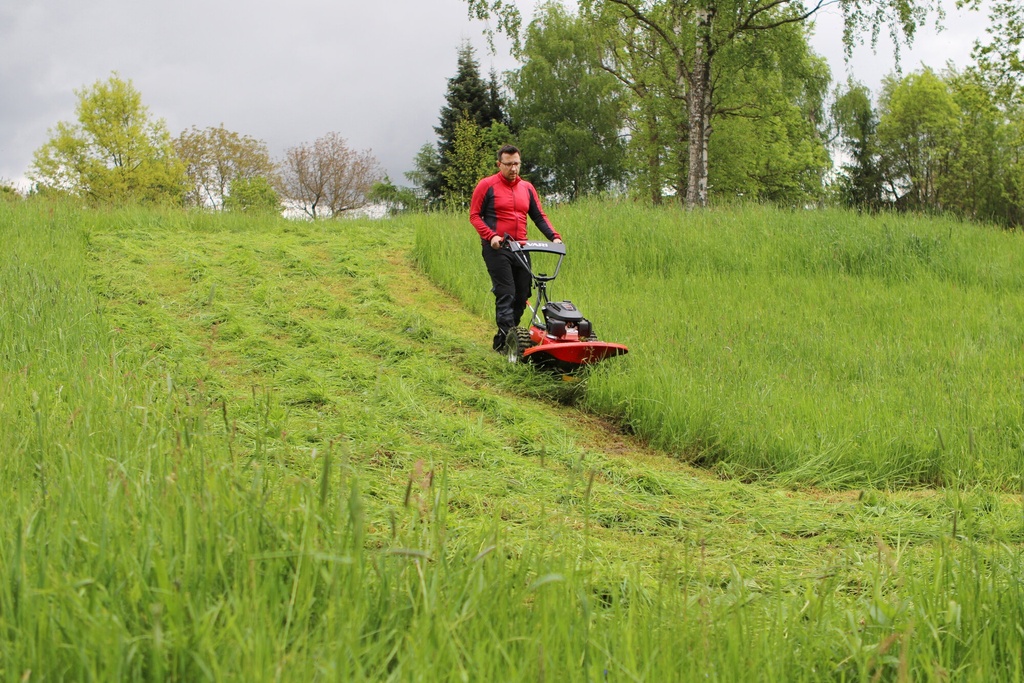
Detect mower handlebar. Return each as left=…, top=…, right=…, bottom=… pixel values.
left=502, top=236, right=564, bottom=282
left=503, top=237, right=566, bottom=256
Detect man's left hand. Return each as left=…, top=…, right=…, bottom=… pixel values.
left=554, top=238, right=562, bottom=244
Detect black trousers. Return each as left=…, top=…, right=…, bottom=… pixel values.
left=481, top=240, right=532, bottom=348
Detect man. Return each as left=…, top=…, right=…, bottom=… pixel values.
left=470, top=145, right=562, bottom=352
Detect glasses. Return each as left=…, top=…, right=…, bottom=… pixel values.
left=499, top=161, right=521, bottom=168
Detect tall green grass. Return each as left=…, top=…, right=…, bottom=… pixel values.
left=411, top=202, right=1024, bottom=489
left=3, top=200, right=1024, bottom=680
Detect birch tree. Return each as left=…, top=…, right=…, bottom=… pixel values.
left=465, top=0, right=947, bottom=208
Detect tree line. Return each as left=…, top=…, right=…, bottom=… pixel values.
left=828, top=0, right=1023, bottom=226
left=407, top=0, right=1022, bottom=227
left=15, top=0, right=1022, bottom=228
left=25, top=74, right=385, bottom=218
left=833, top=65, right=1023, bottom=226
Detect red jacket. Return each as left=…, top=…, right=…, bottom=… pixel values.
left=469, top=173, right=561, bottom=243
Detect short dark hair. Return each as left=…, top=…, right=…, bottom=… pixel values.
left=497, top=144, right=520, bottom=160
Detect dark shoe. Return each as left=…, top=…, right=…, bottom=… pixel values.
left=492, top=330, right=507, bottom=352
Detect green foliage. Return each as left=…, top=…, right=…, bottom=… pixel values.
left=223, top=175, right=281, bottom=214
left=877, top=68, right=962, bottom=210
left=442, top=118, right=515, bottom=209
left=706, top=20, right=833, bottom=204
left=831, top=79, right=886, bottom=208
left=405, top=142, right=443, bottom=207
left=827, top=62, right=1024, bottom=225
left=443, top=116, right=490, bottom=208
left=463, top=0, right=947, bottom=208
left=479, top=119, right=515, bottom=156
left=0, top=181, right=20, bottom=203
left=964, top=0, right=1023, bottom=102
left=508, top=3, right=628, bottom=199
left=367, top=175, right=424, bottom=214
left=945, top=68, right=1014, bottom=223
left=612, top=26, right=678, bottom=204
left=29, top=74, right=186, bottom=205
left=506, top=1, right=832, bottom=205
left=1003, top=115, right=1024, bottom=223
left=174, top=124, right=276, bottom=210
left=959, top=0, right=1024, bottom=225
left=436, top=42, right=505, bottom=150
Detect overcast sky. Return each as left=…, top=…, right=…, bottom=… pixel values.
left=0, top=0, right=992, bottom=190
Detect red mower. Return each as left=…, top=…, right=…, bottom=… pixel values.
left=502, top=238, right=628, bottom=372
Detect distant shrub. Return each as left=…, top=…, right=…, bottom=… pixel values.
left=224, top=176, right=281, bottom=214
left=0, top=182, right=21, bottom=202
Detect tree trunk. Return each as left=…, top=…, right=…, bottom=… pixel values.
left=675, top=109, right=689, bottom=200
left=685, top=1, right=715, bottom=208
left=646, top=104, right=663, bottom=205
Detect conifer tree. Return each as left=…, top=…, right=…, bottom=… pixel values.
left=435, top=43, right=500, bottom=157
left=413, top=43, right=508, bottom=204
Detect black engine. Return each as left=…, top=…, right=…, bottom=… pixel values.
left=542, top=300, right=593, bottom=339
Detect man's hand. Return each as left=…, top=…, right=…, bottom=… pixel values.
left=554, top=238, right=563, bottom=244
left=490, top=235, right=503, bottom=250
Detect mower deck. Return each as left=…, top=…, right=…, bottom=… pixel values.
left=522, top=339, right=629, bottom=367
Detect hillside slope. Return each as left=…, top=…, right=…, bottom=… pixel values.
left=4, top=202, right=1022, bottom=680
left=87, top=210, right=1017, bottom=580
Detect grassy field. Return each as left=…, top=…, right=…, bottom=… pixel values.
left=411, top=202, right=1024, bottom=490
left=2, top=199, right=1024, bottom=681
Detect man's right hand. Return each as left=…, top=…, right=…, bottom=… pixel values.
left=490, top=235, right=503, bottom=250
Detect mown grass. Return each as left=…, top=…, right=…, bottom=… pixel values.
left=3, top=199, right=1024, bottom=681
left=411, top=201, right=1024, bottom=490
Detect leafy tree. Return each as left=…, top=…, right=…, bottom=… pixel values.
left=876, top=68, right=961, bottom=211
left=835, top=65, right=1023, bottom=226
left=479, top=121, right=515, bottom=161
left=463, top=0, right=950, bottom=209
left=29, top=74, right=185, bottom=205
left=598, top=17, right=675, bottom=203
left=831, top=79, right=885, bottom=208
left=944, top=68, right=1008, bottom=222
left=278, top=132, right=384, bottom=219
left=223, top=176, right=281, bottom=214
left=0, top=181, right=20, bottom=203
left=174, top=125, right=276, bottom=210
left=959, top=0, right=1024, bottom=225
left=706, top=19, right=832, bottom=204
left=367, top=176, right=424, bottom=214
left=1003, top=116, right=1024, bottom=226
left=442, top=117, right=514, bottom=207
left=406, top=143, right=444, bottom=207
left=961, top=0, right=1023, bottom=102
left=597, top=5, right=830, bottom=204
left=508, top=2, right=628, bottom=200
left=443, top=116, right=489, bottom=207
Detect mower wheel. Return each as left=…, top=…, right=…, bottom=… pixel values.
left=505, top=327, right=534, bottom=363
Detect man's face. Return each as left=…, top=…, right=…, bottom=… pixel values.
left=497, top=152, right=521, bottom=181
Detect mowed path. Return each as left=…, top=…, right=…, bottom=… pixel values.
left=86, top=215, right=1020, bottom=587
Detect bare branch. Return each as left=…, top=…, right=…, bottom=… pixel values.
left=278, top=133, right=383, bottom=218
